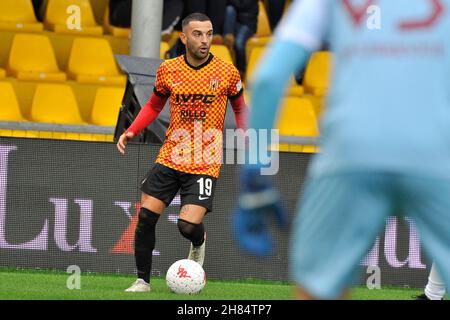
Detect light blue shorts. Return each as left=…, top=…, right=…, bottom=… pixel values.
left=290, top=171, right=450, bottom=299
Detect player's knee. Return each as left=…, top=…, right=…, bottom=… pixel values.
left=177, top=219, right=195, bottom=238
left=136, top=207, right=160, bottom=233
left=177, top=219, right=204, bottom=241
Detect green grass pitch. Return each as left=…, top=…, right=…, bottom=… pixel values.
left=0, top=268, right=423, bottom=300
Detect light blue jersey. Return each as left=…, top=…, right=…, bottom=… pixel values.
left=276, top=0, right=450, bottom=178
left=246, top=0, right=450, bottom=299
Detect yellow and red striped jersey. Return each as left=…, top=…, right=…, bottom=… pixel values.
left=153, top=53, right=243, bottom=178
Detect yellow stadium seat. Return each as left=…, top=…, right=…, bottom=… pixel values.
left=67, top=37, right=126, bottom=85
left=246, top=36, right=271, bottom=62
left=30, top=84, right=86, bottom=124
left=103, top=4, right=130, bottom=38
left=277, top=97, right=319, bottom=137
left=210, top=45, right=233, bottom=64
left=0, top=82, right=27, bottom=121
left=90, top=87, right=124, bottom=126
left=256, top=1, right=271, bottom=38
left=7, top=34, right=66, bottom=82
left=303, top=51, right=332, bottom=97
left=160, top=42, right=170, bottom=60
left=44, top=0, right=103, bottom=36
left=0, top=0, right=44, bottom=32
left=276, top=97, right=319, bottom=153
left=0, top=68, right=5, bottom=79
left=35, top=32, right=128, bottom=73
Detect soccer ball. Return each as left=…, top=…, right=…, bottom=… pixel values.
left=166, top=259, right=206, bottom=294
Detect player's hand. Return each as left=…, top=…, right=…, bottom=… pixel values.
left=232, top=165, right=288, bottom=257
left=117, top=131, right=135, bottom=155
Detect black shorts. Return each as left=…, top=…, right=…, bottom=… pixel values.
left=140, top=163, right=218, bottom=213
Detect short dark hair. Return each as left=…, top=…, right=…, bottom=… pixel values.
left=181, top=12, right=212, bottom=30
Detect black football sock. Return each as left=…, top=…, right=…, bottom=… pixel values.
left=134, top=207, right=160, bottom=283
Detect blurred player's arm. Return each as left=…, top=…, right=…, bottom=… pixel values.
left=233, top=0, right=331, bottom=256
left=117, top=63, right=171, bottom=154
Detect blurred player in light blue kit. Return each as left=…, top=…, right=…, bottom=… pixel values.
left=234, top=0, right=450, bottom=299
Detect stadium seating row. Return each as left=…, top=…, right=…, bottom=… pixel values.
left=0, top=0, right=124, bottom=37
left=1, top=79, right=319, bottom=150
left=0, top=0, right=256, bottom=78
left=0, top=45, right=327, bottom=148
left=0, top=0, right=274, bottom=40
left=0, top=32, right=236, bottom=83
left=0, top=30, right=128, bottom=71
left=0, top=81, right=124, bottom=126
left=5, top=30, right=327, bottom=100
left=2, top=33, right=125, bottom=85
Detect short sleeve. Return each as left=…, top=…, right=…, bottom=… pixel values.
left=227, top=66, right=243, bottom=99
left=153, top=63, right=171, bottom=97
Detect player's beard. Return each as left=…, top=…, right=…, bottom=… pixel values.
left=187, top=41, right=210, bottom=61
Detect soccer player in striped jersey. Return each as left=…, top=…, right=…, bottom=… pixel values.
left=235, top=0, right=450, bottom=299
left=117, top=12, right=247, bottom=292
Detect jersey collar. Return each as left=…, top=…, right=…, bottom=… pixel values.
left=183, top=53, right=214, bottom=71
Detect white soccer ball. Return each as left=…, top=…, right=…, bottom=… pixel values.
left=166, top=259, right=206, bottom=295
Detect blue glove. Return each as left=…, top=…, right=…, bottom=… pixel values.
left=232, top=165, right=288, bottom=257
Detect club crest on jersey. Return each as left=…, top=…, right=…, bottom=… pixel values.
left=209, top=78, right=220, bottom=91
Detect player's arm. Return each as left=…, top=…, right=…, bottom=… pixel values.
left=116, top=93, right=168, bottom=154
left=230, top=93, right=248, bottom=130
left=117, top=63, right=171, bottom=155
left=227, top=66, right=248, bottom=129
left=249, top=43, right=310, bottom=133
left=233, top=0, right=331, bottom=256
left=125, top=92, right=168, bottom=136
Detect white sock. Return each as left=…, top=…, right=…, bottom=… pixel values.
left=424, top=263, right=446, bottom=300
